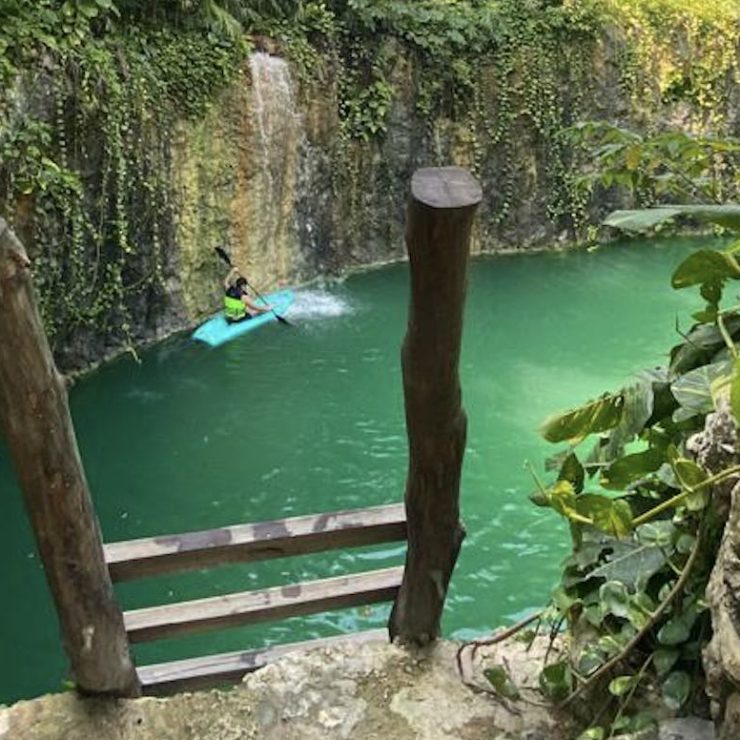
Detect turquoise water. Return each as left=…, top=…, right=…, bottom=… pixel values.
left=0, top=238, right=705, bottom=704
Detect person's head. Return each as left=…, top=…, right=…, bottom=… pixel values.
left=235, top=277, right=248, bottom=290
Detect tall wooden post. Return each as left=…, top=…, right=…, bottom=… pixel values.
left=389, top=167, right=482, bottom=645
left=0, top=219, right=140, bottom=697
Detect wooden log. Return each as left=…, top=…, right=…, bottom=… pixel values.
left=137, top=629, right=388, bottom=695
left=0, top=219, right=140, bottom=697
left=124, top=566, right=403, bottom=643
left=388, top=167, right=481, bottom=645
left=105, top=503, right=407, bottom=582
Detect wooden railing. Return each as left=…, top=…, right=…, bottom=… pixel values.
left=103, top=503, right=407, bottom=694
left=3, top=167, right=479, bottom=699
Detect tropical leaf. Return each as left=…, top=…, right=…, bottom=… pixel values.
left=670, top=315, right=740, bottom=374
left=671, top=249, right=740, bottom=289
left=603, top=208, right=683, bottom=233
left=601, top=447, right=665, bottom=489
left=587, top=539, right=668, bottom=589
left=670, top=360, right=733, bottom=415
left=604, top=205, right=740, bottom=234
left=541, top=393, right=623, bottom=444
left=576, top=496, right=632, bottom=538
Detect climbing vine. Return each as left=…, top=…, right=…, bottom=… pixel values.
left=0, top=0, right=738, bottom=364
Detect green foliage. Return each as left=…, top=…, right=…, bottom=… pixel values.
left=0, top=3, right=247, bottom=350
left=535, top=205, right=740, bottom=731
left=1, top=0, right=737, bottom=353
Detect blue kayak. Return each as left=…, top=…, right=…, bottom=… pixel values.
left=192, top=290, right=294, bottom=347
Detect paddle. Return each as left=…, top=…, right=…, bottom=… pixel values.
left=214, top=247, right=292, bottom=326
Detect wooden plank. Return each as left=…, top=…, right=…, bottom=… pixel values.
left=125, top=566, right=403, bottom=643
left=105, top=503, right=406, bottom=582
left=138, top=629, right=388, bottom=695
left=0, top=219, right=140, bottom=698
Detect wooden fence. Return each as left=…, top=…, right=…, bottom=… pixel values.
left=0, top=167, right=480, bottom=698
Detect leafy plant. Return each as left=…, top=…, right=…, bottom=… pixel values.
left=534, top=206, right=740, bottom=731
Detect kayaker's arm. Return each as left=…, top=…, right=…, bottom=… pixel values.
left=242, top=294, right=273, bottom=315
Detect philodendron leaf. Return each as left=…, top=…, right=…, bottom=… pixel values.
left=484, top=665, right=520, bottom=700
left=601, top=447, right=665, bottom=489
left=541, top=393, right=624, bottom=443
left=588, top=540, right=667, bottom=590
left=671, top=249, right=740, bottom=289
left=539, top=661, right=572, bottom=701
left=603, top=208, right=683, bottom=233
left=609, top=675, right=638, bottom=697
left=575, top=496, right=632, bottom=538
left=600, top=581, right=630, bottom=619
left=671, top=360, right=733, bottom=415
left=662, top=671, right=691, bottom=711
left=604, top=205, right=740, bottom=233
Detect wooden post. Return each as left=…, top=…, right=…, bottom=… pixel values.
left=0, top=219, right=140, bottom=697
left=389, top=167, right=481, bottom=645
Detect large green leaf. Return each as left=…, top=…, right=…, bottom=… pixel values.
left=671, top=249, right=740, bottom=289
left=604, top=205, right=740, bottom=234
left=670, top=360, right=733, bottom=416
left=599, top=380, right=655, bottom=462
left=601, top=447, right=665, bottom=489
left=587, top=540, right=667, bottom=589
left=575, top=496, right=632, bottom=538
left=541, top=393, right=623, bottom=443
left=670, top=315, right=740, bottom=374
left=603, top=208, right=683, bottom=233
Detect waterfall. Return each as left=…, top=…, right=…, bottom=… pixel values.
left=243, top=52, right=307, bottom=288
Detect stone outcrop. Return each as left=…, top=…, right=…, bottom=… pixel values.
left=1, top=638, right=567, bottom=740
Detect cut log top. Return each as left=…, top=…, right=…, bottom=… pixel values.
left=410, top=167, right=482, bottom=210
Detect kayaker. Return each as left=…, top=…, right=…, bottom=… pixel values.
left=223, top=268, right=272, bottom=323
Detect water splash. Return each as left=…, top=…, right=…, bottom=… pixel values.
left=289, top=290, right=354, bottom=320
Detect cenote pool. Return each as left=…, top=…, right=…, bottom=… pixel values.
left=0, top=237, right=708, bottom=703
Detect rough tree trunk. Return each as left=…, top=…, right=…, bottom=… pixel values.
left=389, top=167, right=482, bottom=645
left=0, top=218, right=140, bottom=697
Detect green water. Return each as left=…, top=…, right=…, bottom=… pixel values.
left=0, top=238, right=705, bottom=704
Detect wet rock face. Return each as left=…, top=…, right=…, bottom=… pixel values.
left=13, top=34, right=737, bottom=373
